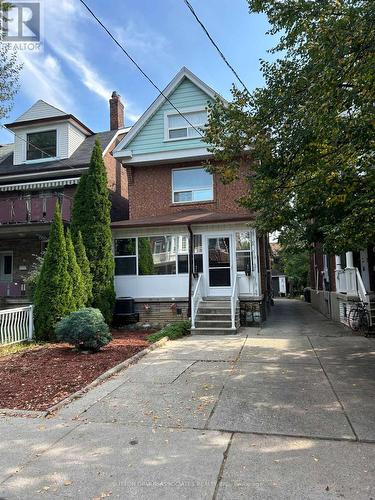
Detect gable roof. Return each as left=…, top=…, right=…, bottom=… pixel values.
left=5, top=99, right=94, bottom=135
left=14, top=100, right=67, bottom=122
left=114, top=67, right=225, bottom=154
left=0, top=129, right=127, bottom=184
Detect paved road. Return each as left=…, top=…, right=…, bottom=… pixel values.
left=1, top=299, right=374, bottom=499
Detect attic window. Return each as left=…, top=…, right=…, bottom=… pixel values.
left=166, top=109, right=207, bottom=140
left=26, top=130, right=57, bottom=161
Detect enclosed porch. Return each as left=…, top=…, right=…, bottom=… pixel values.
left=113, top=216, right=267, bottom=332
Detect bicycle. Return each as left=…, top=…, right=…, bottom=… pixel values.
left=347, top=301, right=370, bottom=337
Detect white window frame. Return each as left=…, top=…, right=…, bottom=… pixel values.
left=172, top=166, right=214, bottom=204
left=114, top=234, right=193, bottom=277
left=235, top=231, right=254, bottom=274
left=0, top=251, right=13, bottom=282
left=164, top=106, right=207, bottom=142
left=24, top=127, right=59, bottom=164
left=114, top=238, right=137, bottom=276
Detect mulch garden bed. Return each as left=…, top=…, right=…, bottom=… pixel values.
left=0, top=331, right=152, bottom=412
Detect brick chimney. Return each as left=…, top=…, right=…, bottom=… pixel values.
left=109, top=91, right=124, bottom=130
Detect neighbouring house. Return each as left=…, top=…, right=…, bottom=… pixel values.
left=111, top=67, right=271, bottom=333
left=272, top=272, right=288, bottom=297
left=269, top=242, right=289, bottom=297
left=310, top=246, right=375, bottom=329
left=0, top=94, right=128, bottom=307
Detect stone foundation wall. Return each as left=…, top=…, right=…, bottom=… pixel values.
left=239, top=298, right=266, bottom=326
left=134, top=300, right=189, bottom=326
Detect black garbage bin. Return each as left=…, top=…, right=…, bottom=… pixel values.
left=113, top=297, right=139, bottom=326
left=303, top=288, right=311, bottom=303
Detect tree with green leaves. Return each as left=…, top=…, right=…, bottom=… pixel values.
left=65, top=228, right=86, bottom=310
left=73, top=230, right=93, bottom=305
left=205, top=0, right=375, bottom=255
left=70, top=140, right=115, bottom=322
left=138, top=237, right=155, bottom=275
left=0, top=3, right=22, bottom=120
left=34, top=203, right=72, bottom=341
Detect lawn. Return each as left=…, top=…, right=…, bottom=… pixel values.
left=0, top=331, right=151, bottom=412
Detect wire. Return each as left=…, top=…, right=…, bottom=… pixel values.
left=182, top=0, right=250, bottom=93
left=78, top=0, right=204, bottom=138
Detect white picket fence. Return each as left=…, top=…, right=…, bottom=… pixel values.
left=0, top=305, right=34, bottom=345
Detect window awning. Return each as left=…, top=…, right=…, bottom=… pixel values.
left=0, top=177, right=80, bottom=192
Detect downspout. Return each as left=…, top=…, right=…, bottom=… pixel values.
left=187, top=224, right=193, bottom=318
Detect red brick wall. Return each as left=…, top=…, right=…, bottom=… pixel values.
left=104, top=137, right=129, bottom=221
left=127, top=160, right=252, bottom=220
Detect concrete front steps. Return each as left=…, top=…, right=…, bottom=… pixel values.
left=191, top=297, right=239, bottom=335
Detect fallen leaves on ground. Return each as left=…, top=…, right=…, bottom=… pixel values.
left=0, top=331, right=150, bottom=411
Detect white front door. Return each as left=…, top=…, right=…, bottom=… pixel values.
left=205, top=235, right=232, bottom=296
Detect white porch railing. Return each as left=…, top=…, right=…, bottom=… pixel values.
left=355, top=268, right=368, bottom=304
left=191, top=274, right=203, bottom=329
left=0, top=305, right=33, bottom=345
left=231, top=274, right=239, bottom=329
left=335, top=267, right=368, bottom=302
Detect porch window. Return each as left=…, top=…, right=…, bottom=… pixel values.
left=235, top=232, right=252, bottom=273
left=0, top=253, right=12, bottom=282
left=26, top=130, right=57, bottom=161
left=166, top=109, right=207, bottom=140
left=177, top=235, right=189, bottom=274
left=138, top=236, right=176, bottom=275
left=193, top=234, right=203, bottom=273
left=172, top=167, right=213, bottom=203
left=114, top=238, right=137, bottom=275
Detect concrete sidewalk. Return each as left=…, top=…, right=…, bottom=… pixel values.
left=1, top=300, right=374, bottom=499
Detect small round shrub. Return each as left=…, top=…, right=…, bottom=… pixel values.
left=55, top=308, right=112, bottom=352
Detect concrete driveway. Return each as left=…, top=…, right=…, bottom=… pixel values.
left=1, top=299, right=375, bottom=499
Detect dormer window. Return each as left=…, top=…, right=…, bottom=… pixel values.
left=26, top=130, right=57, bottom=161
left=165, top=108, right=207, bottom=141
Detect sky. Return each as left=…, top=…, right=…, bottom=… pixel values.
left=0, top=0, right=277, bottom=144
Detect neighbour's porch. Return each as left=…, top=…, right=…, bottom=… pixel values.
left=0, top=193, right=72, bottom=304
left=334, top=251, right=375, bottom=327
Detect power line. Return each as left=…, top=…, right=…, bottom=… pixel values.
left=1, top=124, right=55, bottom=160
left=78, top=0, right=204, bottom=138
left=182, top=0, right=250, bottom=93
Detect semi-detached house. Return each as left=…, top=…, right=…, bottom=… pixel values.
left=0, top=95, right=128, bottom=305
left=0, top=67, right=271, bottom=332
left=112, top=68, right=271, bottom=333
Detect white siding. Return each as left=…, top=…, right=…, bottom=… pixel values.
left=113, top=223, right=260, bottom=300
left=68, top=123, right=86, bottom=156
left=13, top=122, right=69, bottom=165
left=15, top=100, right=66, bottom=122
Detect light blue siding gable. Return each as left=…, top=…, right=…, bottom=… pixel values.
left=127, top=77, right=213, bottom=156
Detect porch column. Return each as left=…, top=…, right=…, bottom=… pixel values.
left=346, top=251, right=354, bottom=268
left=335, top=255, right=342, bottom=271
left=345, top=251, right=357, bottom=295
left=335, top=255, right=343, bottom=292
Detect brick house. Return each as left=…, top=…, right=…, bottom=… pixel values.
left=0, top=95, right=128, bottom=306
left=112, top=68, right=271, bottom=332
left=310, top=245, right=375, bottom=329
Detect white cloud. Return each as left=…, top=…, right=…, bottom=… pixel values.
left=14, top=0, right=166, bottom=125
left=18, top=52, right=73, bottom=112
left=115, top=21, right=168, bottom=55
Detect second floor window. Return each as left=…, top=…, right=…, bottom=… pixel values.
left=27, top=130, right=57, bottom=161
left=166, top=109, right=207, bottom=140
left=172, top=167, right=213, bottom=203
